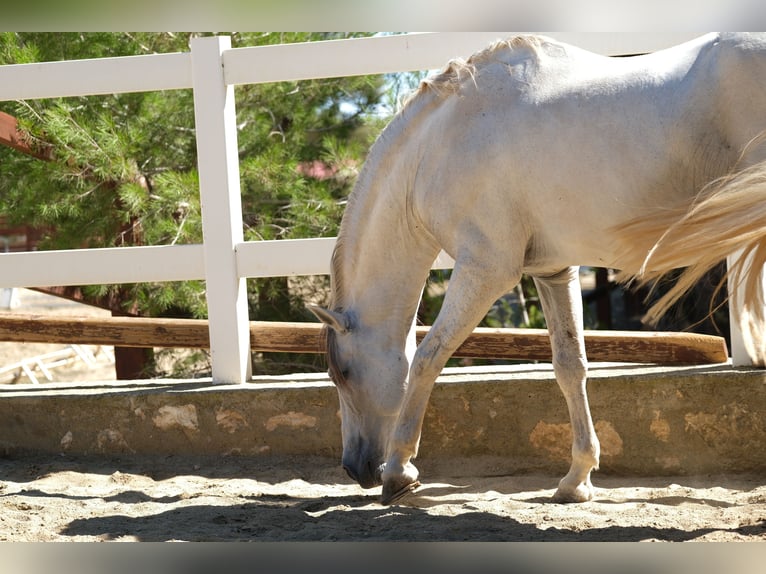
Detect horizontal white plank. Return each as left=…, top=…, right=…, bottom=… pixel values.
left=0, top=244, right=205, bottom=288
left=222, top=33, right=698, bottom=86
left=235, top=237, right=455, bottom=278
left=235, top=237, right=336, bottom=277
left=0, top=52, right=192, bottom=101
left=223, top=33, right=508, bottom=86
left=0, top=238, right=455, bottom=287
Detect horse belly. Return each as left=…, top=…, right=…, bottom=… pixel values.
left=417, top=123, right=670, bottom=274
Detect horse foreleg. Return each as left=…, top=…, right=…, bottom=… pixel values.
left=381, top=259, right=519, bottom=505
left=534, top=268, right=600, bottom=503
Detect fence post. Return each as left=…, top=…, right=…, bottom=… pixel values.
left=727, top=250, right=766, bottom=366
left=191, top=36, right=251, bottom=384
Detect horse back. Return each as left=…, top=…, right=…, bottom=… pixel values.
left=404, top=33, right=766, bottom=270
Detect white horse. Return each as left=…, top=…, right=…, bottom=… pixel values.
left=311, top=33, right=766, bottom=505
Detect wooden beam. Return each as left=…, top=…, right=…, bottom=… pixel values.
left=442, top=326, right=729, bottom=366
left=0, top=314, right=729, bottom=365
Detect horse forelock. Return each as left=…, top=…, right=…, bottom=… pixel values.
left=322, top=321, right=348, bottom=386
left=324, top=237, right=351, bottom=386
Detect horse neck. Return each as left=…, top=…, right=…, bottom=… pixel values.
left=332, top=147, right=439, bottom=337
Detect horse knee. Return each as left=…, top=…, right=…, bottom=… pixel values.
left=552, top=351, right=587, bottom=385
left=410, top=337, right=445, bottom=381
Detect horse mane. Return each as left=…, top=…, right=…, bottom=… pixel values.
left=404, top=35, right=548, bottom=104
left=322, top=168, right=369, bottom=386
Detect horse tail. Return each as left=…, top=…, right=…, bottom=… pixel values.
left=616, top=158, right=766, bottom=366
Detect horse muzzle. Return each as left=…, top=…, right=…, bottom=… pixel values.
left=342, top=456, right=384, bottom=489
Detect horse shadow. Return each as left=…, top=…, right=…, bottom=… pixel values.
left=57, top=490, right=765, bottom=542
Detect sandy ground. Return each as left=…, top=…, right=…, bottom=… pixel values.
left=0, top=288, right=765, bottom=543
left=0, top=453, right=764, bottom=542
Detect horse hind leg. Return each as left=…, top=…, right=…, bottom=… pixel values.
left=533, top=267, right=600, bottom=503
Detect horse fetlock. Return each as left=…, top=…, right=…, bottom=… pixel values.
left=381, top=459, right=419, bottom=484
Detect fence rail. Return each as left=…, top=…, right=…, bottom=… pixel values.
left=0, top=314, right=729, bottom=366
left=1, top=32, right=733, bottom=384
left=0, top=52, right=192, bottom=100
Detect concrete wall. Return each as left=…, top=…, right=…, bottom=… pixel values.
left=0, top=363, right=764, bottom=476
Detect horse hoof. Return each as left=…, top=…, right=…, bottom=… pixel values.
left=552, top=483, right=593, bottom=503
left=380, top=479, right=421, bottom=505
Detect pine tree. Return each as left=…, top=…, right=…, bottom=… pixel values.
left=0, top=32, right=388, bottom=377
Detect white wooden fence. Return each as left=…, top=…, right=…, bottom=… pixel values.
left=2, top=32, right=742, bottom=385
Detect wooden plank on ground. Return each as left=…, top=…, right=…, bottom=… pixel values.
left=0, top=314, right=729, bottom=365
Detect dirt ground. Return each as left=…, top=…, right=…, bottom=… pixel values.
left=0, top=453, right=764, bottom=542
left=1, top=289, right=765, bottom=543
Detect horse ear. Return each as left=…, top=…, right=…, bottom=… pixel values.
left=309, top=305, right=350, bottom=333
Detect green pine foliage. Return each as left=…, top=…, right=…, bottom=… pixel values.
left=0, top=32, right=390, bottom=375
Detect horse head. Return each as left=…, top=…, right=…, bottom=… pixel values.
left=310, top=305, right=412, bottom=489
